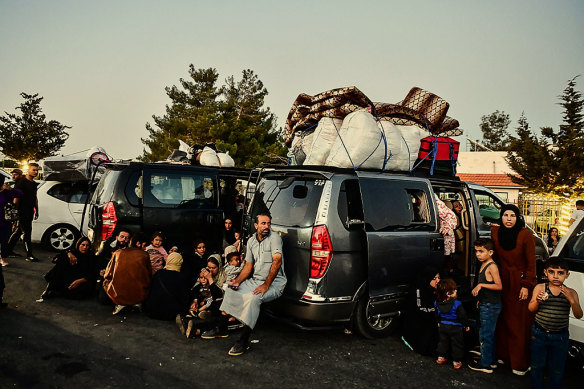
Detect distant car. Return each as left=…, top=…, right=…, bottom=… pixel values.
left=31, top=180, right=90, bottom=251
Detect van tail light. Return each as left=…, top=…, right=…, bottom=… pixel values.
left=101, top=202, right=117, bottom=241
left=310, top=225, right=333, bottom=279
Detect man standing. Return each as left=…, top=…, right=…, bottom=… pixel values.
left=568, top=200, right=584, bottom=228
left=8, top=163, right=39, bottom=262
left=10, top=168, right=23, bottom=183
left=201, top=213, right=287, bottom=356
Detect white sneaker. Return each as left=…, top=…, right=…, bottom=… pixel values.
left=112, top=304, right=126, bottom=315
left=512, top=368, right=530, bottom=376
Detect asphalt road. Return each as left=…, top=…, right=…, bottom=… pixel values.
left=1, top=244, right=582, bottom=389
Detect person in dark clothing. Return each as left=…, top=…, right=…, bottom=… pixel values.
left=7, top=163, right=40, bottom=262
left=402, top=266, right=440, bottom=356
left=434, top=278, right=470, bottom=370
left=180, top=238, right=207, bottom=287
left=143, top=252, right=190, bottom=320
left=38, top=237, right=96, bottom=301
left=94, top=229, right=131, bottom=277
left=222, top=218, right=236, bottom=250
left=0, top=176, right=23, bottom=307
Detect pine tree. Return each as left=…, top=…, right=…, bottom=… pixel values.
left=140, top=66, right=286, bottom=167
left=0, top=93, right=70, bottom=161
left=507, top=77, right=584, bottom=195
left=479, top=110, right=511, bottom=150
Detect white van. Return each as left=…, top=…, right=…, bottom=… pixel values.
left=550, top=218, right=584, bottom=368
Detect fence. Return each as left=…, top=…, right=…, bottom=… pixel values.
left=515, top=193, right=570, bottom=237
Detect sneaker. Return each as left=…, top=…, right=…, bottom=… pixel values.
left=0, top=259, right=9, bottom=267
left=453, top=361, right=463, bottom=370
left=436, top=356, right=448, bottom=365
left=112, top=304, right=126, bottom=315
left=198, top=310, right=211, bottom=320
left=228, top=341, right=250, bottom=356
left=490, top=363, right=498, bottom=369
left=26, top=256, right=39, bottom=262
left=176, top=314, right=187, bottom=336
left=468, top=360, right=493, bottom=373
left=201, top=327, right=228, bottom=339
left=512, top=368, right=530, bottom=376
left=468, top=349, right=481, bottom=357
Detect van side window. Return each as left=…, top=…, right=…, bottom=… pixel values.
left=124, top=170, right=141, bottom=206
left=338, top=179, right=364, bottom=229
left=474, top=190, right=503, bottom=226
left=144, top=171, right=216, bottom=209
left=564, top=219, right=584, bottom=260
left=359, top=178, right=435, bottom=232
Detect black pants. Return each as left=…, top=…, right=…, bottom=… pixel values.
left=8, top=217, right=33, bottom=257
left=437, top=324, right=464, bottom=361
left=0, top=264, right=4, bottom=301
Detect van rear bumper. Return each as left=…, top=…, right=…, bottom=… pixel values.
left=264, top=296, right=356, bottom=327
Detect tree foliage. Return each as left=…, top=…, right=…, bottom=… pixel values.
left=140, top=65, right=286, bottom=167
left=0, top=93, right=70, bottom=161
left=479, top=110, right=511, bottom=150
left=507, top=76, right=584, bottom=196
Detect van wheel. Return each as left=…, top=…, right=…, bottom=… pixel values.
left=354, top=294, right=400, bottom=339
left=44, top=224, right=79, bottom=252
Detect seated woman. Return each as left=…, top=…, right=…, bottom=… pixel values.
left=180, top=238, right=207, bottom=287
left=402, top=267, right=440, bottom=356
left=39, top=237, right=96, bottom=301
left=100, top=232, right=152, bottom=315
left=176, top=255, right=226, bottom=338
left=142, top=252, right=190, bottom=320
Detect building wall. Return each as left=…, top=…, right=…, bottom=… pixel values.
left=457, top=151, right=513, bottom=174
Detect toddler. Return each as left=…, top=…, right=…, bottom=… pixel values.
left=190, top=272, right=214, bottom=320
left=223, top=252, right=244, bottom=292
left=468, top=238, right=502, bottom=374
left=528, top=258, right=582, bottom=389
left=145, top=232, right=168, bottom=274
left=435, top=278, right=469, bottom=370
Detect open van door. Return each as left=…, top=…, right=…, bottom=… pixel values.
left=356, top=173, right=444, bottom=299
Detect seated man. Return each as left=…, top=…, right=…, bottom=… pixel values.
left=201, top=213, right=287, bottom=356
left=101, top=232, right=152, bottom=315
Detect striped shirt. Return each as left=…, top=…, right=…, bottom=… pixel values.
left=535, top=283, right=571, bottom=331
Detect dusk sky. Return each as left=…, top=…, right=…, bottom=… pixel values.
left=1, top=0, right=583, bottom=160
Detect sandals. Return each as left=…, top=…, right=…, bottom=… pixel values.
left=453, top=361, right=463, bottom=370
left=436, top=357, right=448, bottom=365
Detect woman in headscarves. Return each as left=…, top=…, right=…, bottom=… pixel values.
left=491, top=204, right=536, bottom=375
left=39, top=237, right=96, bottom=300
left=402, top=266, right=441, bottom=356
left=143, top=252, right=190, bottom=320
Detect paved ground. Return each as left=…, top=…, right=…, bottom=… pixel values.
left=0, top=244, right=582, bottom=388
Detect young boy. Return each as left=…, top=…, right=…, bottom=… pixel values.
left=468, top=238, right=502, bottom=373
left=528, top=259, right=583, bottom=389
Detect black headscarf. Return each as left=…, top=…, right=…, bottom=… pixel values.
left=414, top=266, right=440, bottom=307
left=497, top=204, right=525, bottom=251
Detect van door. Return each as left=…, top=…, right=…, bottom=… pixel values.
left=142, top=166, right=223, bottom=250
left=356, top=173, right=444, bottom=299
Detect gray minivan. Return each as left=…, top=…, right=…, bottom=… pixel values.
left=244, top=166, right=548, bottom=338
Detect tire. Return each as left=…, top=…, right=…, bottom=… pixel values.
left=353, top=294, right=401, bottom=339
left=44, top=224, right=79, bottom=252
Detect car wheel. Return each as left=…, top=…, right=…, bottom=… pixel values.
left=44, top=224, right=79, bottom=252
left=353, top=294, right=400, bottom=339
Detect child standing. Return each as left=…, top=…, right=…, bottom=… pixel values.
left=528, top=259, right=583, bottom=389
left=435, top=278, right=469, bottom=370
left=468, top=238, right=502, bottom=374
left=145, top=232, right=169, bottom=274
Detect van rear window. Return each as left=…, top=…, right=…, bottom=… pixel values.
left=250, top=176, right=324, bottom=228
left=93, top=170, right=120, bottom=204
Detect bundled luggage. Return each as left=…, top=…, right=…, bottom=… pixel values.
left=285, top=86, right=463, bottom=175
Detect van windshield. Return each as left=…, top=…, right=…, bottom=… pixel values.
left=250, top=176, right=324, bottom=228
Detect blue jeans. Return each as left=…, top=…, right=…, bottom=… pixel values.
left=479, top=302, right=502, bottom=367
left=530, top=324, right=569, bottom=389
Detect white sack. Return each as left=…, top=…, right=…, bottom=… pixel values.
left=395, top=125, right=431, bottom=170
left=375, top=121, right=408, bottom=171
left=292, top=131, right=314, bottom=165
left=199, top=146, right=220, bottom=167
left=217, top=152, right=235, bottom=167
left=304, top=118, right=343, bottom=166
left=325, top=110, right=388, bottom=169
